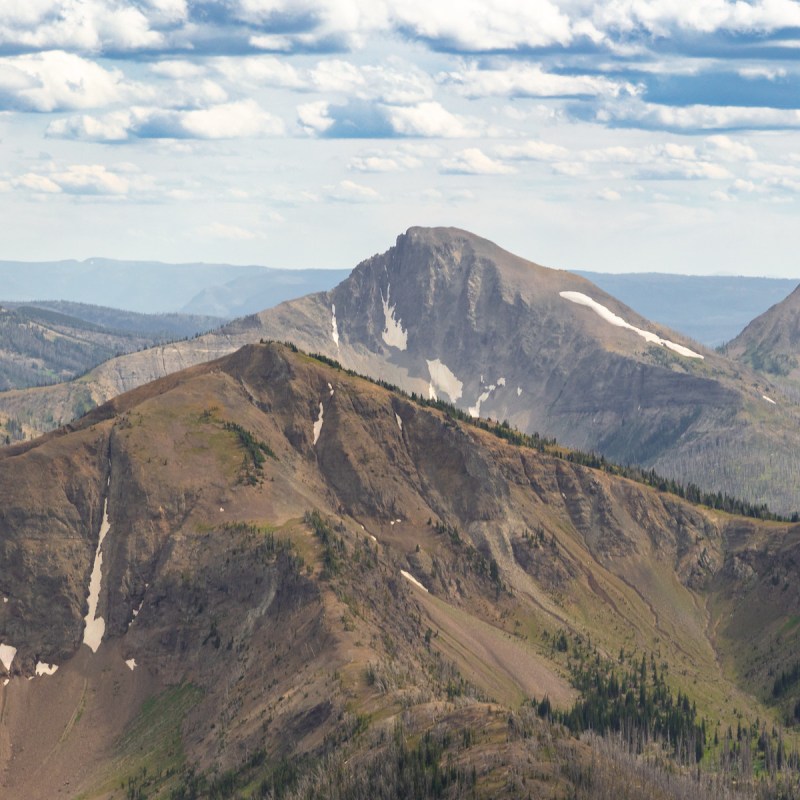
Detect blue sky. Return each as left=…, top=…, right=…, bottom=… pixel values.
left=1, top=0, right=800, bottom=277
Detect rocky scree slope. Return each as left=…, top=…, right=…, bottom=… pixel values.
left=0, top=342, right=799, bottom=797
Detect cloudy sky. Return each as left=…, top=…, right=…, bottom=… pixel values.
left=1, top=0, right=799, bottom=277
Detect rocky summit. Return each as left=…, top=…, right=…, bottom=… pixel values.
left=1, top=341, right=799, bottom=798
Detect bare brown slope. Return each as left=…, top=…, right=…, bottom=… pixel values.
left=1, top=342, right=798, bottom=797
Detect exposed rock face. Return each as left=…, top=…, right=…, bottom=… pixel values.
left=1, top=227, right=798, bottom=514
left=0, top=342, right=798, bottom=797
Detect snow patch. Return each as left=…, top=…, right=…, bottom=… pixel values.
left=126, top=658, right=137, bottom=671
left=331, top=304, right=340, bottom=349
left=469, top=384, right=496, bottom=418
left=762, top=394, right=777, bottom=405
left=560, top=291, right=704, bottom=360
left=313, top=402, right=324, bottom=445
left=0, top=643, right=17, bottom=671
left=400, top=570, right=428, bottom=593
left=428, top=382, right=437, bottom=401
left=516, top=387, right=522, bottom=397
left=380, top=284, right=408, bottom=350
left=426, top=359, right=463, bottom=402
left=497, top=377, right=506, bottom=387
left=35, top=661, right=58, bottom=676
left=328, top=382, right=334, bottom=396
left=2, top=678, right=8, bottom=686
left=395, top=413, right=403, bottom=431
left=3, top=597, right=7, bottom=603
left=83, top=494, right=111, bottom=653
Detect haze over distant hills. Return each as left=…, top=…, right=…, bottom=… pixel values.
left=1, top=257, right=793, bottom=347
left=0, top=258, right=349, bottom=319
left=574, top=272, right=798, bottom=347
left=2, top=227, right=798, bottom=516
left=1, top=341, right=798, bottom=798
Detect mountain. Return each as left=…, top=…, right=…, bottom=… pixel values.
left=0, top=303, right=221, bottom=396
left=1, top=227, right=798, bottom=515
left=180, top=268, right=351, bottom=318
left=251, top=227, right=800, bottom=515
left=1, top=341, right=798, bottom=798
left=722, top=283, right=800, bottom=395
left=0, top=258, right=348, bottom=317
left=573, top=272, right=798, bottom=347
left=6, top=300, right=224, bottom=339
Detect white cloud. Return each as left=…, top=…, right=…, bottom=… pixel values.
left=441, top=62, right=637, bottom=100
left=392, top=0, right=573, bottom=50
left=704, top=134, right=757, bottom=161
left=52, top=163, right=133, bottom=194
left=387, top=102, right=478, bottom=137
left=496, top=139, right=570, bottom=161
left=349, top=150, right=422, bottom=172
left=738, top=66, right=788, bottom=81
left=298, top=98, right=477, bottom=138
left=0, top=51, right=139, bottom=112
left=310, top=60, right=432, bottom=104
left=141, top=0, right=187, bottom=25
left=308, top=59, right=367, bottom=94
left=139, top=100, right=284, bottom=138
left=551, top=161, right=587, bottom=176
left=46, top=112, right=131, bottom=141
left=597, top=101, right=800, bottom=131
left=236, top=0, right=390, bottom=50
left=150, top=60, right=207, bottom=79
left=249, top=34, right=295, bottom=52
left=50, top=100, right=285, bottom=140
left=11, top=162, right=153, bottom=195
left=597, top=187, right=621, bottom=200
left=0, top=0, right=799, bottom=63
left=213, top=56, right=306, bottom=90
left=327, top=179, right=380, bottom=202
left=591, top=0, right=800, bottom=38
left=0, top=1, right=165, bottom=53
left=297, top=101, right=334, bottom=135
left=214, top=56, right=432, bottom=106
left=440, top=147, right=515, bottom=174
left=14, top=172, right=61, bottom=193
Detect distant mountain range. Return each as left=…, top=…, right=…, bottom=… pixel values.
left=2, top=227, right=798, bottom=517
left=574, top=272, right=798, bottom=347
left=1, top=341, right=798, bottom=797
left=0, top=302, right=221, bottom=391
left=0, top=258, right=349, bottom=318
left=1, top=257, right=794, bottom=347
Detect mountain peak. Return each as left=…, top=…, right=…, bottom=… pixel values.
left=724, top=280, right=800, bottom=380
